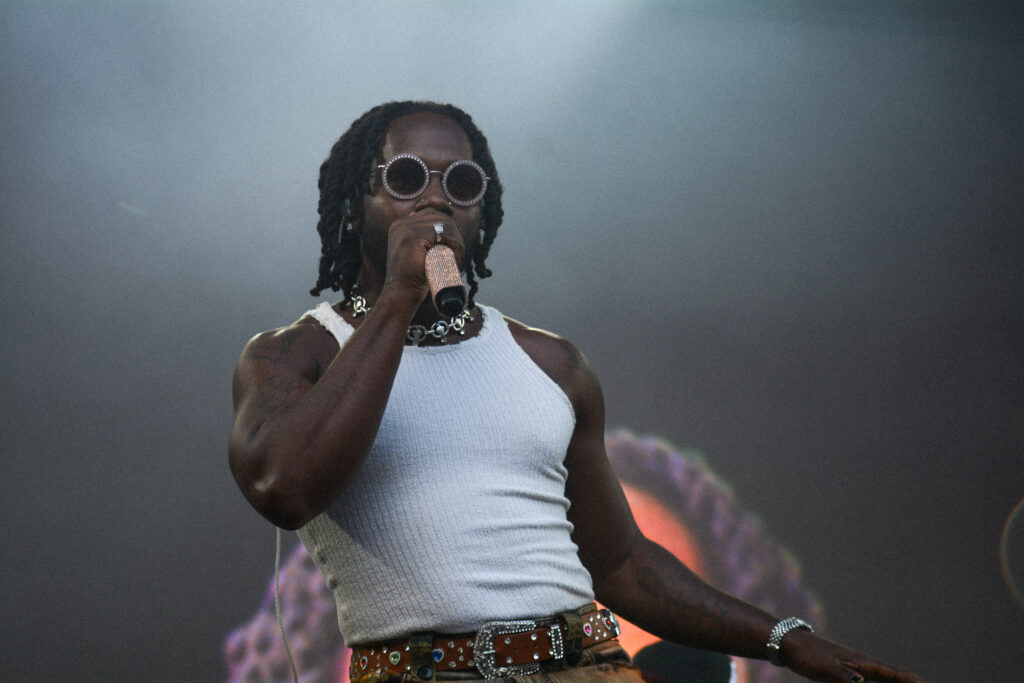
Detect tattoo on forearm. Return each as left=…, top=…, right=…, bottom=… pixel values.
left=635, top=563, right=728, bottom=645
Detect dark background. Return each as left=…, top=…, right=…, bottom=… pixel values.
left=2, top=2, right=1021, bottom=681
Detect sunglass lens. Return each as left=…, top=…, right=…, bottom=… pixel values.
left=446, top=163, right=484, bottom=203
left=385, top=158, right=426, bottom=196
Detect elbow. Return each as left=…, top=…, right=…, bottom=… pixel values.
left=229, top=444, right=317, bottom=531
left=583, top=531, right=646, bottom=604
left=591, top=567, right=631, bottom=611
left=245, top=477, right=316, bottom=531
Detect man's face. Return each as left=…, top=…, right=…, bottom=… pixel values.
left=359, top=112, right=483, bottom=278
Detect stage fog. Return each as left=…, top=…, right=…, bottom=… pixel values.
left=1, top=2, right=1021, bottom=681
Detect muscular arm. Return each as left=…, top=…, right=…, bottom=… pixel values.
left=229, top=205, right=471, bottom=530
left=510, top=321, right=929, bottom=683
left=228, top=292, right=417, bottom=530
left=556, top=343, right=780, bottom=659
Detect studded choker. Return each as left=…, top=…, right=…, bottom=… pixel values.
left=350, top=294, right=474, bottom=346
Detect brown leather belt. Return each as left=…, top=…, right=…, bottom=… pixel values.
left=349, top=605, right=621, bottom=680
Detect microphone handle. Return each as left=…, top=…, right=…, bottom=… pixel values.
left=424, top=244, right=466, bottom=317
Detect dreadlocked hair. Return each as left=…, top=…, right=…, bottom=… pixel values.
left=309, top=101, right=504, bottom=308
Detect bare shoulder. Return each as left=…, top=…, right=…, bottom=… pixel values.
left=503, top=316, right=602, bottom=407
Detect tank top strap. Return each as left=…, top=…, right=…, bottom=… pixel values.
left=475, top=304, right=507, bottom=342
left=306, top=301, right=354, bottom=347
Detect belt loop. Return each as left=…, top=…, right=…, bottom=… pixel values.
left=558, top=609, right=584, bottom=667
left=409, top=632, right=434, bottom=680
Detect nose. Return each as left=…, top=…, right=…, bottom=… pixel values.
left=414, top=171, right=451, bottom=213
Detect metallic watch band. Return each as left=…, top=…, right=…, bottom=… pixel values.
left=765, top=616, right=814, bottom=666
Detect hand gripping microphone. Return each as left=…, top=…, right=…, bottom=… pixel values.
left=425, top=223, right=466, bottom=317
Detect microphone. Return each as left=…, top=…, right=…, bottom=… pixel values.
left=424, top=244, right=466, bottom=317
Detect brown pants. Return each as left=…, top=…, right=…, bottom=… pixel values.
left=352, top=639, right=644, bottom=683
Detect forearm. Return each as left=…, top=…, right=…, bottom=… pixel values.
left=593, top=538, right=932, bottom=682
left=595, top=536, right=778, bottom=659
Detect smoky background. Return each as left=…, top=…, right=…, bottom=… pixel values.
left=1, top=2, right=1021, bottom=681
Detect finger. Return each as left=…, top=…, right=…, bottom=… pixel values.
left=427, top=220, right=465, bottom=258
left=404, top=209, right=462, bottom=237
left=842, top=658, right=932, bottom=683
left=395, top=217, right=449, bottom=250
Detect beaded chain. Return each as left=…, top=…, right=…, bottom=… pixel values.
left=350, top=295, right=473, bottom=346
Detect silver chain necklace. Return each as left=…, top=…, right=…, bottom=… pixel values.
left=350, top=294, right=474, bottom=346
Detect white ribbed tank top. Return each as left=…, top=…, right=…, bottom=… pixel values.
left=297, top=302, right=595, bottom=645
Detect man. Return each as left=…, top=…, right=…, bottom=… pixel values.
left=229, top=101, right=929, bottom=683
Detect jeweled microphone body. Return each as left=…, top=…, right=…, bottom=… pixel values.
left=424, top=244, right=466, bottom=317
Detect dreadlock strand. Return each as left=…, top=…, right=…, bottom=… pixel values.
left=310, top=148, right=347, bottom=295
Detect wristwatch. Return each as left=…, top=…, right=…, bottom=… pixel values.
left=765, top=616, right=814, bottom=666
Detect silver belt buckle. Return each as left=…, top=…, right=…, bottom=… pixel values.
left=473, top=619, right=564, bottom=678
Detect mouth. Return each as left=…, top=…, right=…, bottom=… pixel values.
left=412, top=205, right=454, bottom=217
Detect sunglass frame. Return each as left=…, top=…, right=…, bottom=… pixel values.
left=377, top=153, right=489, bottom=207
